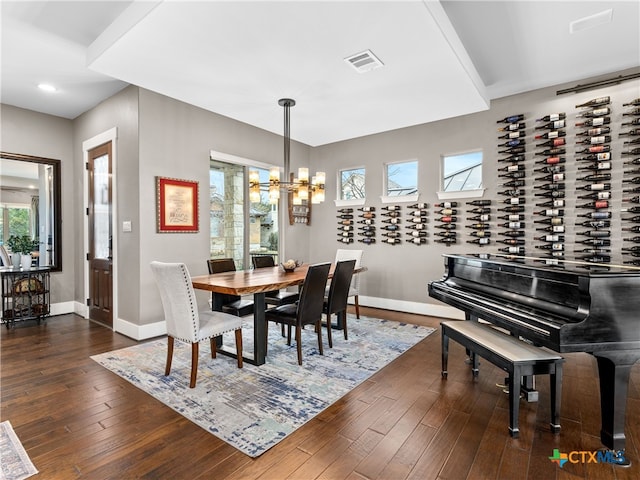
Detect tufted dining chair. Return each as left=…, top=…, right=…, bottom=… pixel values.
left=150, top=261, right=243, bottom=388
left=251, top=255, right=299, bottom=306
left=323, top=259, right=356, bottom=347
left=207, top=258, right=254, bottom=317
left=264, top=262, right=331, bottom=365
left=333, top=249, right=363, bottom=318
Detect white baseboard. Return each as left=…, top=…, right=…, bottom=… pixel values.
left=355, top=296, right=465, bottom=320
left=114, top=317, right=166, bottom=341
left=50, top=301, right=75, bottom=316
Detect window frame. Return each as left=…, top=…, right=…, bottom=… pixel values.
left=380, top=158, right=419, bottom=204
left=438, top=149, right=485, bottom=200
left=335, top=166, right=366, bottom=207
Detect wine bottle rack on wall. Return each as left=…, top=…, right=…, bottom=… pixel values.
left=380, top=205, right=401, bottom=245
left=433, top=201, right=457, bottom=246
left=573, top=96, right=613, bottom=264
left=533, top=112, right=567, bottom=264
left=336, top=208, right=354, bottom=244
left=405, top=202, right=428, bottom=245
left=496, top=114, right=526, bottom=256
left=356, top=207, right=376, bottom=245
left=621, top=97, right=640, bottom=265
left=465, top=200, right=492, bottom=247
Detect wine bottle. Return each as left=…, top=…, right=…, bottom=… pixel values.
left=360, top=212, right=376, bottom=219
left=536, top=234, right=564, bottom=242
left=622, top=206, right=640, bottom=214
left=576, top=230, right=611, bottom=237
left=577, top=183, right=610, bottom=191
left=498, top=170, right=525, bottom=179
left=357, top=238, right=375, bottom=244
left=467, top=238, right=490, bottom=245
left=497, top=114, right=524, bottom=124
left=433, top=223, right=456, bottom=230
left=535, top=208, right=564, bottom=217
left=410, top=210, right=428, bottom=217
left=467, top=207, right=491, bottom=214
left=535, top=156, right=565, bottom=165
left=575, top=117, right=610, bottom=127
left=624, top=139, right=640, bottom=146
left=466, top=200, right=492, bottom=207
left=498, top=146, right=526, bottom=155
left=623, top=99, right=640, bottom=107
left=536, top=173, right=565, bottom=182
left=436, top=208, right=456, bottom=215
left=537, top=138, right=566, bottom=147
left=622, top=108, right=640, bottom=116
left=579, top=255, right=611, bottom=263
left=357, top=207, right=375, bottom=212
left=620, top=129, right=640, bottom=136
left=577, top=127, right=611, bottom=137
left=536, top=225, right=565, bottom=233
left=577, top=152, right=611, bottom=162
left=576, top=135, right=611, bottom=145
left=498, top=122, right=526, bottom=131
left=623, top=238, right=640, bottom=244
left=538, top=183, right=565, bottom=191
left=534, top=190, right=565, bottom=199
left=469, top=214, right=490, bottom=222
left=380, top=211, right=399, bottom=218
left=359, top=231, right=376, bottom=237
left=336, top=214, right=353, bottom=219
left=499, top=131, right=526, bottom=139
left=578, top=220, right=610, bottom=228
left=499, top=246, right=525, bottom=254
left=497, top=154, right=526, bottom=163
left=357, top=219, right=374, bottom=225
left=578, top=191, right=610, bottom=200
left=624, top=196, right=640, bottom=203
left=381, top=231, right=401, bottom=238
left=534, top=148, right=565, bottom=156
left=338, top=238, right=354, bottom=244
left=622, top=148, right=640, bottom=155
left=622, top=118, right=640, bottom=127
left=623, top=226, right=640, bottom=233
left=501, top=197, right=525, bottom=205
left=576, top=145, right=610, bottom=154
left=409, top=202, right=429, bottom=209
left=498, top=231, right=525, bottom=237
left=576, top=107, right=611, bottom=118
left=623, top=177, right=640, bottom=184
left=433, top=231, right=457, bottom=238
left=469, top=231, right=491, bottom=238
left=337, top=208, right=354, bottom=213
left=536, top=120, right=565, bottom=130
left=578, top=211, right=611, bottom=219
left=407, top=238, right=427, bottom=245
left=337, top=232, right=354, bottom=237
left=498, top=164, right=525, bottom=173
left=499, top=221, right=524, bottom=229
left=499, top=214, right=524, bottom=221
left=497, top=205, right=525, bottom=213
left=576, top=238, right=610, bottom=246
left=577, top=162, right=611, bottom=171
left=381, top=218, right=400, bottom=224
left=534, top=217, right=563, bottom=226
left=381, top=205, right=401, bottom=211
left=498, top=139, right=525, bottom=148
left=338, top=220, right=352, bottom=226
left=466, top=223, right=491, bottom=230
left=500, top=179, right=525, bottom=188
left=535, top=243, right=564, bottom=251
left=433, top=238, right=457, bottom=244
left=535, top=130, right=566, bottom=140
left=497, top=189, right=525, bottom=197
left=576, top=96, right=610, bottom=108
left=623, top=260, right=640, bottom=265
left=536, top=199, right=564, bottom=208
left=537, top=113, right=566, bottom=121
left=381, top=238, right=400, bottom=245
left=409, top=217, right=428, bottom=224
left=432, top=202, right=454, bottom=208
left=381, top=224, right=400, bottom=231
left=357, top=226, right=375, bottom=232
left=406, top=230, right=427, bottom=237
left=624, top=187, right=640, bottom=195
left=577, top=248, right=611, bottom=254
left=576, top=200, right=609, bottom=209
left=577, top=173, right=612, bottom=182
left=624, top=158, right=640, bottom=166
left=534, top=165, right=564, bottom=174
left=498, top=238, right=525, bottom=245
left=407, top=223, right=429, bottom=230
left=436, top=216, right=456, bottom=223
left=340, top=225, right=354, bottom=231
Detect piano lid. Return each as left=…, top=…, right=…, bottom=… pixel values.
left=453, top=253, right=640, bottom=276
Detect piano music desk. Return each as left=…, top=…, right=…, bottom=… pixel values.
left=441, top=320, right=564, bottom=439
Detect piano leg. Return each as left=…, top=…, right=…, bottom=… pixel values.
left=593, top=350, right=640, bottom=451
left=441, top=329, right=449, bottom=378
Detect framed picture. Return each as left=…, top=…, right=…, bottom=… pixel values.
left=156, top=177, right=199, bottom=233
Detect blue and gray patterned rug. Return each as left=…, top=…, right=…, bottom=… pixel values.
left=91, top=314, right=435, bottom=457
left=0, top=421, right=38, bottom=480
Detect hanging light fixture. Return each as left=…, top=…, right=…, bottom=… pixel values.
left=249, top=98, right=325, bottom=205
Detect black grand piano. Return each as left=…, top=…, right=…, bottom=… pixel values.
left=428, top=253, right=640, bottom=451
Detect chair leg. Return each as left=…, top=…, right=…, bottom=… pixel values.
left=210, top=337, right=217, bottom=358
left=326, top=313, right=333, bottom=348
left=165, top=336, right=174, bottom=376
left=295, top=325, right=303, bottom=365
left=235, top=329, right=243, bottom=369
left=342, top=310, right=348, bottom=340
left=316, top=320, right=324, bottom=356
left=287, top=325, right=292, bottom=345
left=190, top=342, right=199, bottom=388
left=354, top=295, right=360, bottom=319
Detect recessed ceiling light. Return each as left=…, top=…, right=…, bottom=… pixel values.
left=569, top=9, right=613, bottom=34
left=37, top=83, right=57, bottom=93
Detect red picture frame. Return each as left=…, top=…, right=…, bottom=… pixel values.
left=156, top=177, right=199, bottom=233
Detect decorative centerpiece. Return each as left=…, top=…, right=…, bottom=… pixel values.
left=280, top=259, right=301, bottom=273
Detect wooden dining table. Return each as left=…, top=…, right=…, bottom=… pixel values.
left=191, top=262, right=365, bottom=366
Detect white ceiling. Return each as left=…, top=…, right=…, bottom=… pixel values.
left=2, top=1, right=639, bottom=147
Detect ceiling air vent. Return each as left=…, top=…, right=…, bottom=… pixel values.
left=344, top=49, right=384, bottom=74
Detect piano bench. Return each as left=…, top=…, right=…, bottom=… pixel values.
left=440, top=320, right=564, bottom=439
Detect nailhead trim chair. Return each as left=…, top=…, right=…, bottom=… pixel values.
left=151, top=261, right=243, bottom=388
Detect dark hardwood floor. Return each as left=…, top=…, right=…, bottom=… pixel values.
left=1, top=308, right=638, bottom=479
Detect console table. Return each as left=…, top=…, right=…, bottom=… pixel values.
left=1, top=266, right=50, bottom=329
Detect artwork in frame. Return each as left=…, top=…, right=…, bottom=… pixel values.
left=156, top=177, right=199, bottom=233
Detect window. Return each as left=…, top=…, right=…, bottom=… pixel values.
left=339, top=168, right=365, bottom=200
left=442, top=151, right=483, bottom=192
left=385, top=160, right=418, bottom=197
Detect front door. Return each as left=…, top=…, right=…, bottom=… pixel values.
left=87, top=143, right=113, bottom=327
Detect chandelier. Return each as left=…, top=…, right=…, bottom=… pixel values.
left=249, top=98, right=325, bottom=205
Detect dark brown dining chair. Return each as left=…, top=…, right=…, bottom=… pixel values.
left=207, top=258, right=254, bottom=317
left=251, top=255, right=299, bottom=306
left=323, top=259, right=356, bottom=348
left=264, top=262, right=331, bottom=365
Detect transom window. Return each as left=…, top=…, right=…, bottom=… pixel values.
left=442, top=151, right=483, bottom=192
left=385, top=160, right=418, bottom=197
left=339, top=167, right=366, bottom=200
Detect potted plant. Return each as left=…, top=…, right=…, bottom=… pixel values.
left=6, top=235, right=39, bottom=269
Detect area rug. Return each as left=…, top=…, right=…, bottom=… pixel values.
left=91, top=314, right=434, bottom=457
left=0, top=421, right=38, bottom=480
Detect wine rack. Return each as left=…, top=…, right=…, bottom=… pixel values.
left=533, top=112, right=567, bottom=264
left=496, top=114, right=527, bottom=256
left=573, top=96, right=613, bottom=264
left=621, top=97, right=640, bottom=265
left=336, top=208, right=354, bottom=245
left=405, top=202, right=428, bottom=245
left=356, top=207, right=376, bottom=245
left=380, top=205, right=401, bottom=245
left=432, top=202, right=457, bottom=246
left=465, top=200, right=491, bottom=247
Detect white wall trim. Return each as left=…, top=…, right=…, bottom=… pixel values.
left=115, top=317, right=166, bottom=341
left=356, top=295, right=465, bottom=320
left=73, top=300, right=89, bottom=318
left=50, top=301, right=75, bottom=316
